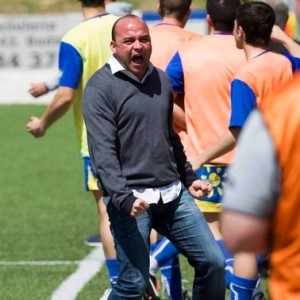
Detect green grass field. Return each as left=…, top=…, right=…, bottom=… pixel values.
left=0, top=104, right=269, bottom=299
left=0, top=104, right=104, bottom=299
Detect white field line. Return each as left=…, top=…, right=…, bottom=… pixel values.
left=51, top=247, right=105, bottom=300
left=0, top=260, right=81, bottom=265
left=0, top=247, right=105, bottom=300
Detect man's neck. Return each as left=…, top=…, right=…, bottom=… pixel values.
left=82, top=6, right=106, bottom=20
left=244, top=44, right=268, bottom=60
left=161, top=16, right=185, bottom=28
left=209, top=26, right=232, bottom=35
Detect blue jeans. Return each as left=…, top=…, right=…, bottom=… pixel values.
left=105, top=188, right=225, bottom=299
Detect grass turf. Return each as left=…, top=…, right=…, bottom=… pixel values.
left=0, top=104, right=269, bottom=299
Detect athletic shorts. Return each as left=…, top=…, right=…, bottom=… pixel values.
left=194, top=164, right=228, bottom=213
left=83, top=156, right=101, bottom=191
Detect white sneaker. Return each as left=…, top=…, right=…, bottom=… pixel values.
left=99, top=288, right=112, bottom=300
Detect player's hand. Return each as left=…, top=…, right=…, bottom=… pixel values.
left=188, top=179, right=212, bottom=199
left=270, top=25, right=286, bottom=44
left=28, top=82, right=49, bottom=98
left=130, top=198, right=149, bottom=217
left=26, top=116, right=45, bottom=138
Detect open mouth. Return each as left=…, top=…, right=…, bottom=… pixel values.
left=132, top=54, right=143, bottom=65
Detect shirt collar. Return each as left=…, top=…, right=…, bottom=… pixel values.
left=108, top=54, right=153, bottom=83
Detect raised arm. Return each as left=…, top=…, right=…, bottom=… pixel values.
left=271, top=25, right=300, bottom=56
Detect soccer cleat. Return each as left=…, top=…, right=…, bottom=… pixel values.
left=144, top=275, right=160, bottom=300
left=252, top=287, right=266, bottom=300
left=182, top=279, right=192, bottom=300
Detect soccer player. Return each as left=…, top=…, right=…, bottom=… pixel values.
left=26, top=1, right=119, bottom=298
left=221, top=71, right=300, bottom=300
left=166, top=0, right=244, bottom=292
left=191, top=2, right=300, bottom=299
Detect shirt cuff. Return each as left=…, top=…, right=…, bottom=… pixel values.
left=119, top=194, right=136, bottom=216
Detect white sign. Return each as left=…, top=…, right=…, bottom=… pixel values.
left=0, top=13, right=82, bottom=69
left=0, top=12, right=206, bottom=103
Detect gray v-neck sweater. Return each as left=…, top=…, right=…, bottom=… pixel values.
left=83, top=63, right=197, bottom=214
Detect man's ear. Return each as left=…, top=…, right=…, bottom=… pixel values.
left=238, top=25, right=245, bottom=40
left=157, top=4, right=161, bottom=16
left=186, top=7, right=191, bottom=18
left=206, top=14, right=213, bottom=32
left=110, top=41, right=116, bottom=54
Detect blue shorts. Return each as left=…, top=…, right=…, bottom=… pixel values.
left=83, top=156, right=102, bottom=191
left=195, top=164, right=228, bottom=213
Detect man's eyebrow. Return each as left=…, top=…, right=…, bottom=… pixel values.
left=140, top=34, right=151, bottom=39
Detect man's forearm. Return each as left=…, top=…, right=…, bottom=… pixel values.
left=190, top=130, right=237, bottom=170
left=173, top=93, right=186, bottom=132
left=271, top=25, right=300, bottom=56
left=40, top=87, right=74, bottom=130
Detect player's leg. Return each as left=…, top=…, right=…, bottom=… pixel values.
left=196, top=164, right=262, bottom=300
left=204, top=212, right=234, bottom=288
left=83, top=156, right=119, bottom=296
left=230, top=252, right=262, bottom=300
left=195, top=165, right=234, bottom=288
left=92, top=190, right=119, bottom=288
left=150, top=236, right=182, bottom=300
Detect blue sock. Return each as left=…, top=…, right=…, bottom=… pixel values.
left=217, top=239, right=234, bottom=289
left=230, top=274, right=258, bottom=300
left=105, top=258, right=119, bottom=287
left=151, top=237, right=182, bottom=300
left=150, top=240, right=160, bottom=252
left=152, top=237, right=179, bottom=266
left=160, top=256, right=182, bottom=300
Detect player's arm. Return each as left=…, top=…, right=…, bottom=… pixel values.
left=189, top=127, right=240, bottom=170
left=173, top=92, right=186, bottom=132
left=221, top=210, right=271, bottom=254
left=28, top=75, right=60, bottom=98
left=221, top=111, right=280, bottom=253
left=26, top=87, right=75, bottom=137
left=28, top=82, right=49, bottom=98
left=40, top=86, right=74, bottom=128
left=27, top=42, right=82, bottom=138
left=271, top=25, right=300, bottom=56
left=166, top=52, right=186, bottom=132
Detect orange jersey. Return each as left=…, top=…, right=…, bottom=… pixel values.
left=150, top=23, right=198, bottom=70
left=177, top=34, right=246, bottom=164
left=260, top=72, right=300, bottom=300
left=230, top=51, right=295, bottom=128
left=150, top=23, right=200, bottom=137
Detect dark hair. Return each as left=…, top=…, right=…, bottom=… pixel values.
left=77, top=0, right=105, bottom=8
left=206, top=0, right=241, bottom=32
left=237, top=1, right=275, bottom=47
left=111, top=15, right=146, bottom=42
left=158, top=0, right=192, bottom=21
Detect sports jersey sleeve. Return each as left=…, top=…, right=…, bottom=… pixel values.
left=281, top=52, right=300, bottom=72
left=58, top=41, right=83, bottom=88
left=229, top=79, right=256, bottom=128
left=165, top=52, right=184, bottom=94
